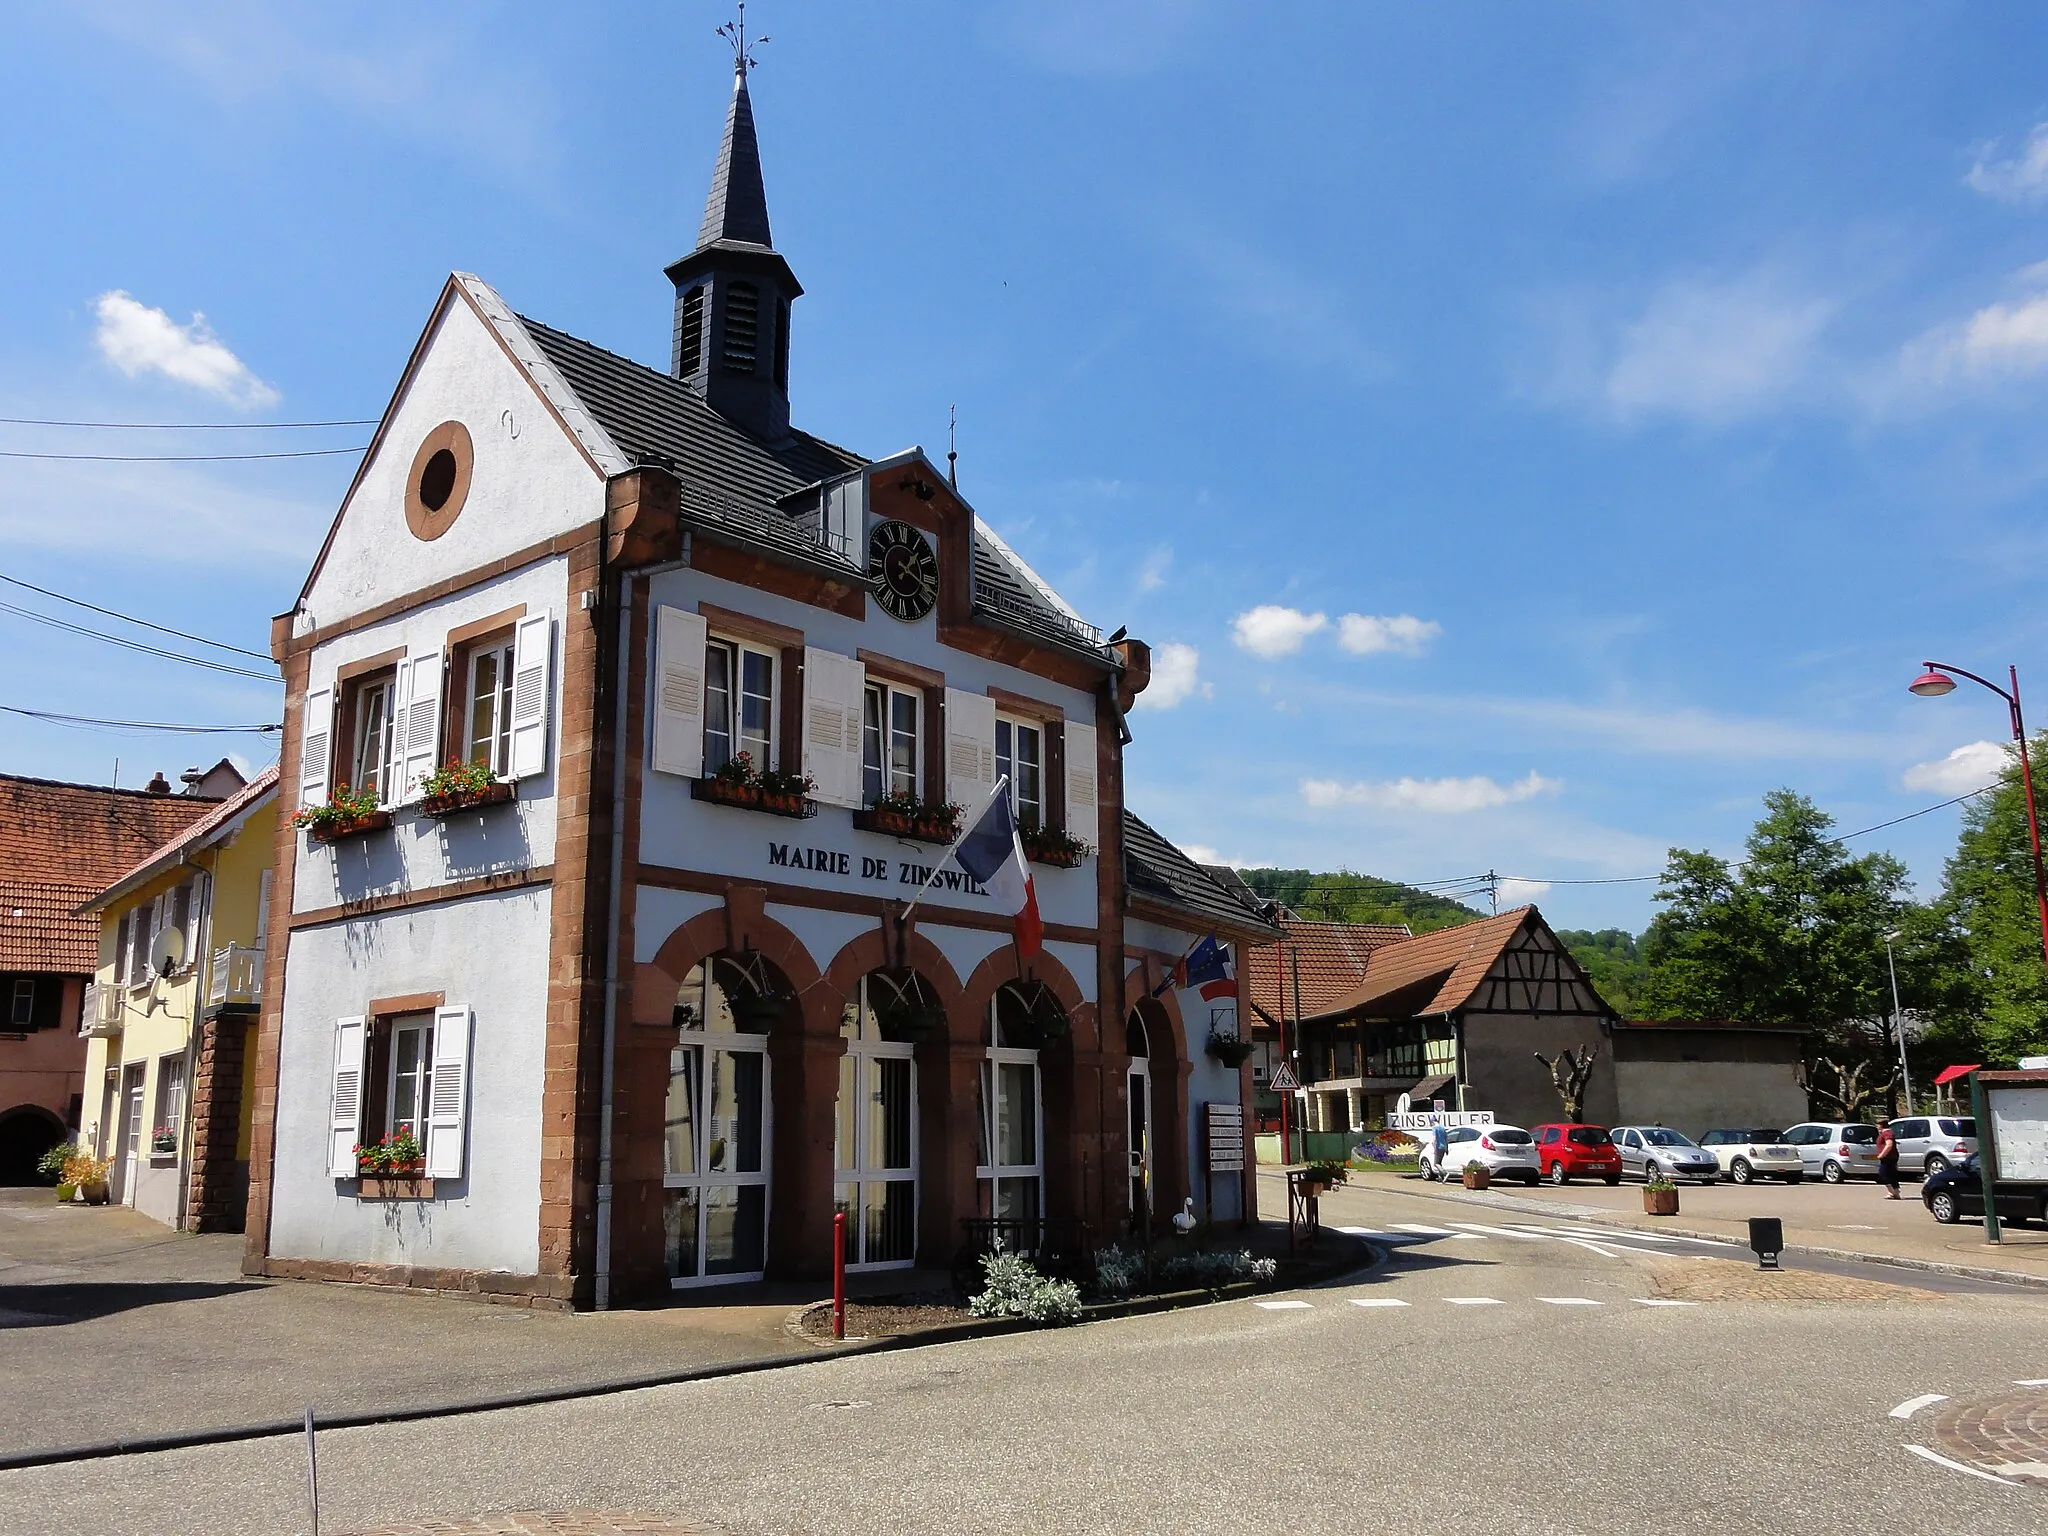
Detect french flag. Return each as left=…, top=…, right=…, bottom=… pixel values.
left=950, top=782, right=1043, bottom=961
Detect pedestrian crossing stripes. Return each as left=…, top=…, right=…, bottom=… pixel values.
left=1350, top=1298, right=1410, bottom=1308
left=1537, top=1297, right=1603, bottom=1306
left=1443, top=1297, right=1505, bottom=1305
left=1254, top=1299, right=1313, bottom=1310
left=1250, top=1293, right=1701, bottom=1312
left=1630, top=1298, right=1697, bottom=1306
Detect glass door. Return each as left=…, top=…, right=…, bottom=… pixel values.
left=665, top=962, right=772, bottom=1286
left=835, top=977, right=919, bottom=1269
left=1128, top=1059, right=1151, bottom=1229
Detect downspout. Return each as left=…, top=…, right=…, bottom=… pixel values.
left=595, top=531, right=691, bottom=1311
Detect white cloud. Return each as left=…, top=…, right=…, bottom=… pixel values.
left=1907, top=286, right=2048, bottom=383
left=1232, top=605, right=1326, bottom=659
left=1496, top=877, right=1553, bottom=908
left=1596, top=272, right=1836, bottom=423
left=1968, top=124, right=2048, bottom=204
left=1337, top=613, right=1442, bottom=657
left=1902, top=740, right=2008, bottom=795
left=93, top=291, right=279, bottom=407
left=1138, top=545, right=1172, bottom=593
left=1137, top=641, right=1208, bottom=711
left=1301, top=770, right=1562, bottom=815
left=1179, top=843, right=1266, bottom=870
left=0, top=452, right=330, bottom=562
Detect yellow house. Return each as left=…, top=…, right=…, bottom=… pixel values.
left=80, top=767, right=278, bottom=1230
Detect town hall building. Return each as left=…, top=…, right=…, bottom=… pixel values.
left=245, top=50, right=1277, bottom=1308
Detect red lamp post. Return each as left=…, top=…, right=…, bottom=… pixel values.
left=1909, top=662, right=2048, bottom=974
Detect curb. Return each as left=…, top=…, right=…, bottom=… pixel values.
left=0, top=1235, right=1378, bottom=1474
left=1339, top=1172, right=2048, bottom=1292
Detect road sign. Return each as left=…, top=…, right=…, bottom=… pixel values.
left=1268, top=1062, right=1301, bottom=1093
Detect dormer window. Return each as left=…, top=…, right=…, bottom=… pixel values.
left=677, top=287, right=705, bottom=378
left=722, top=282, right=759, bottom=371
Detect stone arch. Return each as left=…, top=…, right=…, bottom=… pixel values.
left=0, top=1104, right=67, bottom=1186
left=1123, top=975, right=1194, bottom=1236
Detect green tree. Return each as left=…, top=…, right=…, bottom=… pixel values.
left=1934, top=738, right=2048, bottom=1063
left=1235, top=869, right=1481, bottom=934
left=1556, top=929, right=1650, bottom=1017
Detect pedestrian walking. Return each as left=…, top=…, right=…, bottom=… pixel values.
left=1432, top=1120, right=1449, bottom=1180
left=1875, top=1117, right=1900, bottom=1199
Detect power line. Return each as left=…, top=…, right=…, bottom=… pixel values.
left=2, top=705, right=280, bottom=734
left=0, top=415, right=376, bottom=429
left=0, top=446, right=364, bottom=462
left=0, top=571, right=271, bottom=661
left=0, top=601, right=278, bottom=680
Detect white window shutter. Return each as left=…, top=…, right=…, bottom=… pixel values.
left=802, top=647, right=866, bottom=808
left=397, top=650, right=444, bottom=803
left=300, top=685, right=334, bottom=808
left=507, top=612, right=553, bottom=781
left=945, top=688, right=998, bottom=806
left=426, top=1004, right=472, bottom=1179
left=328, top=1016, right=366, bottom=1177
left=1065, top=719, right=1099, bottom=840
left=652, top=605, right=709, bottom=779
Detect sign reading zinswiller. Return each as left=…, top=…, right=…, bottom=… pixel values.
left=766, top=840, right=991, bottom=896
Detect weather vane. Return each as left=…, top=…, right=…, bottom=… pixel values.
left=718, top=2, right=769, bottom=76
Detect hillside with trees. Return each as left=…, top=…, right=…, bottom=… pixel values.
left=1234, top=868, right=1482, bottom=934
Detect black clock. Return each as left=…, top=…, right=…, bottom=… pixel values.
left=867, top=519, right=940, bottom=622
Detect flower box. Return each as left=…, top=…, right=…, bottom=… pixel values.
left=852, top=808, right=958, bottom=844
left=691, top=776, right=817, bottom=820
left=307, top=810, right=392, bottom=845
left=1462, top=1166, right=1492, bottom=1190
left=359, top=1176, right=434, bottom=1201
left=1021, top=828, right=1091, bottom=868
left=420, top=780, right=516, bottom=818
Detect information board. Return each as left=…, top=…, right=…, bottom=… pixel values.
left=1988, top=1085, right=2048, bottom=1182
left=1205, top=1101, right=1246, bottom=1173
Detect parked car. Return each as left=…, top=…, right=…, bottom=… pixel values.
left=1922, top=1156, right=2047, bottom=1227
left=1419, top=1124, right=1540, bottom=1184
left=1610, top=1126, right=1721, bottom=1185
left=1697, top=1128, right=1805, bottom=1185
left=1531, top=1124, right=1624, bottom=1185
left=1889, top=1115, right=1979, bottom=1178
left=1779, top=1121, right=1881, bottom=1182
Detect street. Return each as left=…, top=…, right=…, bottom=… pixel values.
left=3, top=1176, right=2042, bottom=1536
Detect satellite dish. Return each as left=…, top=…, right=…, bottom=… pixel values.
left=149, top=927, right=186, bottom=978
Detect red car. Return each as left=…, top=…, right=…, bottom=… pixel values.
left=1531, top=1124, right=1624, bottom=1186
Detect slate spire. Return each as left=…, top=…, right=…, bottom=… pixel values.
left=697, top=62, right=774, bottom=251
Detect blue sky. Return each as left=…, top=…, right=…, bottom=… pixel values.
left=6, top=1, right=2048, bottom=934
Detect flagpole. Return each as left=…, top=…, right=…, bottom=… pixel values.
left=900, top=775, right=1009, bottom=923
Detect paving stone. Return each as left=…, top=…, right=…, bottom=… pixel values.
left=1929, top=1388, right=2048, bottom=1485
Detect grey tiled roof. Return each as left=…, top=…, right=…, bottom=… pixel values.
left=1124, top=811, right=1284, bottom=940
left=698, top=72, right=773, bottom=251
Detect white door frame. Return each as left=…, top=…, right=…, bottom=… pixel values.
left=1127, top=1057, right=1152, bottom=1229
left=838, top=1034, right=919, bottom=1271
left=665, top=1033, right=772, bottom=1288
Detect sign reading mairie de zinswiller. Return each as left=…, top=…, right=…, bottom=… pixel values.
left=766, top=840, right=990, bottom=896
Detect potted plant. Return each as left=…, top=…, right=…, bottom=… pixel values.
left=53, top=1181, right=76, bottom=1203
left=62, top=1152, right=114, bottom=1204
left=418, top=758, right=514, bottom=816
left=1643, top=1171, right=1680, bottom=1215
left=915, top=797, right=965, bottom=842
left=150, top=1126, right=177, bottom=1155
left=755, top=766, right=817, bottom=817
left=1461, top=1159, right=1492, bottom=1190
left=1205, top=1029, right=1256, bottom=1068
left=730, top=990, right=786, bottom=1034
left=354, top=1129, right=426, bottom=1178
left=1306, top=1158, right=1348, bottom=1192
left=1019, top=817, right=1091, bottom=868
left=863, top=788, right=919, bottom=834
left=878, top=997, right=945, bottom=1043
left=293, top=783, right=390, bottom=843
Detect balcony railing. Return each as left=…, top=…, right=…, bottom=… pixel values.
left=208, top=944, right=264, bottom=1010
left=82, top=983, right=123, bottom=1039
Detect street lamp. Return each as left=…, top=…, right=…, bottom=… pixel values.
left=1881, top=928, right=1912, bottom=1113
left=1908, top=661, right=2048, bottom=975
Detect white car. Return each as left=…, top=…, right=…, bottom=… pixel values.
left=1419, top=1124, right=1540, bottom=1185
left=1697, top=1128, right=1805, bottom=1185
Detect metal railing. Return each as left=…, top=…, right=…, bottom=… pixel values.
left=970, top=577, right=1104, bottom=648
left=208, top=944, right=264, bottom=1009
left=82, top=982, right=122, bottom=1038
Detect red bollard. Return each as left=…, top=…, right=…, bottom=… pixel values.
left=832, top=1210, right=847, bottom=1340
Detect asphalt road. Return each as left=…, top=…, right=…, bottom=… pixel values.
left=3, top=1178, right=2043, bottom=1536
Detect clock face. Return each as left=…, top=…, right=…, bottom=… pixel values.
left=867, top=519, right=940, bottom=622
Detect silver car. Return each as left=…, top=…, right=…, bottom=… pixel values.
left=1889, top=1115, right=1979, bottom=1178
left=1611, top=1125, right=1721, bottom=1185
left=1782, top=1121, right=1881, bottom=1183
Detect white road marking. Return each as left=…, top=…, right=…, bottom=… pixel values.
left=1449, top=1233, right=1487, bottom=1241
left=2015, top=1378, right=2048, bottom=1387
left=1442, top=1297, right=1504, bottom=1306
left=1889, top=1394, right=1949, bottom=1420
left=1350, top=1298, right=1410, bottom=1308
left=1904, top=1445, right=2023, bottom=1487
left=1537, top=1297, right=1603, bottom=1306
left=1630, top=1298, right=1697, bottom=1307
left=1254, top=1300, right=1312, bottom=1310
left=1448, top=1223, right=1550, bottom=1241
left=1388, top=1223, right=1458, bottom=1235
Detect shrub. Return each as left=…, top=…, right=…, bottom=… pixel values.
left=53, top=1182, right=76, bottom=1202
left=37, top=1140, right=80, bottom=1183
left=1092, top=1243, right=1146, bottom=1298
left=1305, top=1158, right=1348, bottom=1186
left=969, top=1248, right=1083, bottom=1324
left=1160, top=1249, right=1257, bottom=1290
left=61, top=1153, right=112, bottom=1188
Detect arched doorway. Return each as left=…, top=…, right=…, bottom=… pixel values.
left=835, top=971, right=933, bottom=1270
left=0, top=1106, right=67, bottom=1187
left=978, top=981, right=1065, bottom=1228
left=1125, top=1013, right=1152, bottom=1232
left=664, top=952, right=784, bottom=1285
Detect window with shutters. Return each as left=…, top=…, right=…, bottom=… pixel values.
left=704, top=637, right=776, bottom=777
left=863, top=683, right=921, bottom=803
left=460, top=633, right=517, bottom=776
left=153, top=1054, right=185, bottom=1148
left=388, top=1017, right=434, bottom=1139
left=678, top=286, right=705, bottom=376
left=722, top=282, right=759, bottom=371
left=995, top=718, right=1043, bottom=829
left=8, top=978, right=31, bottom=1029
left=113, top=912, right=132, bottom=988
left=339, top=669, right=399, bottom=804
left=126, top=900, right=155, bottom=991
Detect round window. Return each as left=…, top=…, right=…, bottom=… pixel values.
left=404, top=422, right=473, bottom=540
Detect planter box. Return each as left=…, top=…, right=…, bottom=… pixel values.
left=852, top=808, right=957, bottom=844
left=1023, top=840, right=1088, bottom=869
left=306, top=810, right=393, bottom=845
left=358, top=1176, right=434, bottom=1200
left=1462, top=1169, right=1492, bottom=1190
left=1643, top=1187, right=1680, bottom=1216
left=691, top=778, right=816, bottom=820
left=420, top=781, right=515, bottom=818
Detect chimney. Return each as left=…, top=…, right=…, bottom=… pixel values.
left=144, top=772, right=171, bottom=795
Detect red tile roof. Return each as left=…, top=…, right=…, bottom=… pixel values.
left=0, top=774, right=222, bottom=975
left=1242, top=917, right=1414, bottom=1025
left=1278, top=908, right=1539, bottom=1023
left=91, top=765, right=280, bottom=910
